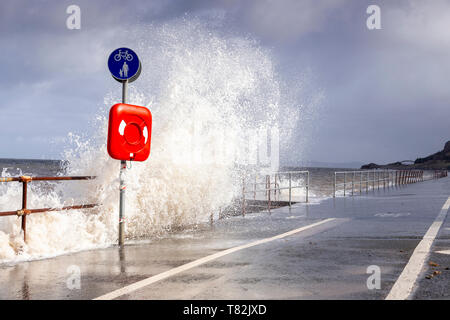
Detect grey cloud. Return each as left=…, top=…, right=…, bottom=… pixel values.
left=0, top=0, right=449, bottom=164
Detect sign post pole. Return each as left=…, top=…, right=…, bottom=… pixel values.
left=119, top=159, right=126, bottom=246
left=107, top=47, right=143, bottom=246
left=118, top=80, right=128, bottom=246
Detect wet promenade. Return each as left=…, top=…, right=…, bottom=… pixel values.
left=1, top=175, right=449, bottom=300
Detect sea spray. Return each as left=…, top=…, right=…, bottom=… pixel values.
left=0, top=17, right=303, bottom=262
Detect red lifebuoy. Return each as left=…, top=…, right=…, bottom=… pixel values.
left=107, top=103, right=152, bottom=161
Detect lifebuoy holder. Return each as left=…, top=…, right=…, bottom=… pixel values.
left=107, top=103, right=152, bottom=162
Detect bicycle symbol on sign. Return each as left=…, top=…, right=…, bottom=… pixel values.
left=114, top=50, right=133, bottom=62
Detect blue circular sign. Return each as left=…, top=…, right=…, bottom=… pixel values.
left=108, top=47, right=141, bottom=82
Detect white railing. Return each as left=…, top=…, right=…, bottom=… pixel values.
left=333, top=169, right=427, bottom=197
left=241, top=171, right=309, bottom=215
left=213, top=169, right=448, bottom=221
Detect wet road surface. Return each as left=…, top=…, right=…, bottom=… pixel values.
left=0, top=176, right=449, bottom=300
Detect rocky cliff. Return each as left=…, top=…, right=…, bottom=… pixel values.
left=361, top=141, right=450, bottom=170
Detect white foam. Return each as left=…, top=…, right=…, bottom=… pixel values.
left=0, top=18, right=306, bottom=263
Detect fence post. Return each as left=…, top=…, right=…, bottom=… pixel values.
left=377, top=171, right=380, bottom=190
left=387, top=171, right=389, bottom=188
left=289, top=172, right=292, bottom=207
left=388, top=170, right=390, bottom=187
left=306, top=172, right=309, bottom=203
left=21, top=178, right=28, bottom=242
left=360, top=172, right=362, bottom=194
left=267, top=175, right=271, bottom=212
left=344, top=173, right=346, bottom=197
left=242, top=176, right=246, bottom=217
left=333, top=172, right=336, bottom=198
left=352, top=172, right=355, bottom=196
left=366, top=172, right=369, bottom=193
left=274, top=174, right=277, bottom=199
left=373, top=170, right=375, bottom=191
left=254, top=175, right=257, bottom=200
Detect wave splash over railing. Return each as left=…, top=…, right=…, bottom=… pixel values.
left=0, top=18, right=305, bottom=263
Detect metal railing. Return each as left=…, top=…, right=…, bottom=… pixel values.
left=334, top=169, right=397, bottom=197
left=434, top=170, right=448, bottom=179
left=333, top=169, right=447, bottom=197
left=3, top=169, right=446, bottom=241
left=241, top=171, right=309, bottom=215
left=0, top=175, right=98, bottom=241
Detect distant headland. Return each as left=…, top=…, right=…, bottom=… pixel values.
left=361, top=141, right=450, bottom=170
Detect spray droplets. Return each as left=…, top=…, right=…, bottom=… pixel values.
left=0, top=17, right=306, bottom=263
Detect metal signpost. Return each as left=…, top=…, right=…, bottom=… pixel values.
left=108, top=47, right=142, bottom=246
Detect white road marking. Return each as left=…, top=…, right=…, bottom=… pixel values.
left=375, top=212, right=410, bottom=218
left=94, top=218, right=336, bottom=300
left=386, top=196, right=450, bottom=300
left=435, top=250, right=450, bottom=255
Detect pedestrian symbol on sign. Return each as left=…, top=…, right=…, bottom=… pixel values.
left=121, top=62, right=129, bottom=77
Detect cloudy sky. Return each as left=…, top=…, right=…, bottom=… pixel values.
left=0, top=0, right=449, bottom=165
